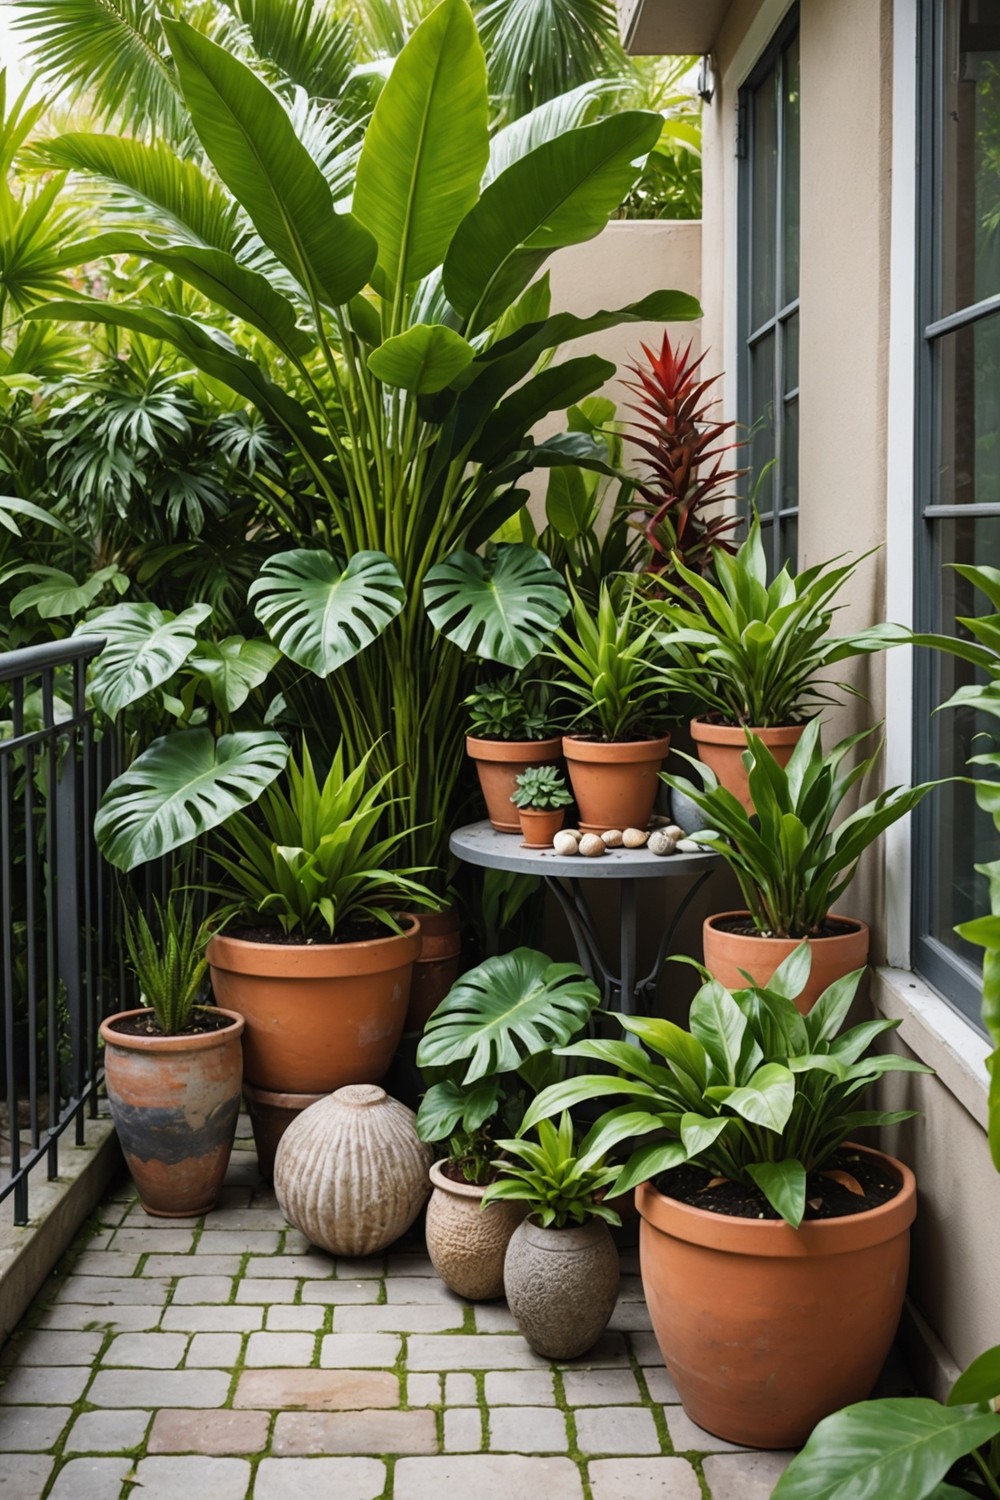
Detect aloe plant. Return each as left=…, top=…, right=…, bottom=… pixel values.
left=122, top=893, right=213, bottom=1034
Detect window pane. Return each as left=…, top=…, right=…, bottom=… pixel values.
left=750, top=69, right=778, bottom=328
left=782, top=32, right=801, bottom=302
left=934, top=313, right=1000, bottom=504
left=782, top=395, right=799, bottom=511
left=749, top=333, right=776, bottom=513
left=939, top=2, right=1000, bottom=315
left=784, top=310, right=799, bottom=393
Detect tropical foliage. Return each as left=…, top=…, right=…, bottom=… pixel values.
left=481, top=1111, right=621, bottom=1228
left=547, top=578, right=667, bottom=741
left=122, top=893, right=213, bottom=1033
left=512, top=765, right=573, bottom=811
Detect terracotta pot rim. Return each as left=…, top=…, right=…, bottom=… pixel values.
left=636, top=1144, right=916, bottom=1257
left=207, top=915, right=421, bottom=977
left=562, top=734, right=672, bottom=763
left=100, top=1008, right=245, bottom=1053
left=243, top=1083, right=326, bottom=1109
left=705, top=912, right=870, bottom=944
left=690, top=718, right=808, bottom=747
left=429, top=1158, right=487, bottom=1199
left=466, top=736, right=563, bottom=761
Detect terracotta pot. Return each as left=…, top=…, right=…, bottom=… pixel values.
left=636, top=1145, right=916, bottom=1448
left=403, top=908, right=462, bottom=1033
left=206, top=918, right=421, bottom=1094
left=563, top=735, right=672, bottom=834
left=466, top=737, right=563, bottom=833
left=424, top=1158, right=527, bottom=1300
left=703, top=913, right=870, bottom=1013
left=517, top=807, right=565, bottom=849
left=100, top=1008, right=244, bottom=1218
left=690, top=719, right=806, bottom=812
left=243, top=1083, right=325, bottom=1181
left=504, top=1217, right=620, bottom=1359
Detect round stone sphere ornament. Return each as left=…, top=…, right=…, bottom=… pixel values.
left=274, top=1084, right=433, bottom=1257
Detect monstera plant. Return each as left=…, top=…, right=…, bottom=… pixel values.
left=38, top=0, right=699, bottom=880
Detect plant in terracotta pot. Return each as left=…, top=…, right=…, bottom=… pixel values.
left=482, top=1111, right=621, bottom=1359
left=102, top=894, right=244, bottom=1218
left=547, top=580, right=670, bottom=833
left=523, top=946, right=929, bottom=1448
left=511, top=765, right=574, bottom=848
left=415, top=947, right=600, bottom=1299
left=662, top=720, right=941, bottom=1011
left=464, top=673, right=563, bottom=833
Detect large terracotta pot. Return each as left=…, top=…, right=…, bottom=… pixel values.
left=207, top=918, right=421, bottom=1094
left=703, top=912, right=870, bottom=1013
left=504, top=1217, right=619, bottom=1358
left=424, top=1159, right=527, bottom=1300
left=636, top=1144, right=916, bottom=1448
left=403, top=908, right=462, bottom=1033
left=243, top=1083, right=325, bottom=1181
left=466, top=737, right=563, bottom=833
left=101, top=1008, right=244, bottom=1218
left=517, top=806, right=565, bottom=849
left=563, top=735, right=671, bottom=834
left=690, top=719, right=806, bottom=812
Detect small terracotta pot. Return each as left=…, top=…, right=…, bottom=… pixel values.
left=690, top=719, right=806, bottom=812
left=466, top=737, right=563, bottom=833
left=636, top=1145, right=916, bottom=1448
left=403, top=908, right=462, bottom=1033
left=101, top=1008, right=244, bottom=1218
left=424, top=1159, right=527, bottom=1300
left=517, top=807, right=565, bottom=849
left=703, top=913, right=870, bottom=1013
left=207, top=918, right=421, bottom=1095
left=563, top=735, right=672, bottom=834
left=504, top=1217, right=620, bottom=1359
left=243, top=1083, right=325, bottom=1181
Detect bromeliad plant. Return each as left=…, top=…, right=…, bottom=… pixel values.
left=481, top=1111, right=621, bottom=1227
left=122, top=893, right=213, bottom=1034
left=547, top=580, right=667, bottom=742
left=512, top=765, right=573, bottom=812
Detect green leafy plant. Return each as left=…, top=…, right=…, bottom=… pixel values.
left=547, top=579, right=667, bottom=741
left=662, top=720, right=941, bottom=939
left=464, top=674, right=552, bottom=741
left=481, top=1111, right=621, bottom=1227
left=512, top=765, right=573, bottom=811
left=523, top=945, right=927, bottom=1228
left=122, top=893, right=213, bottom=1033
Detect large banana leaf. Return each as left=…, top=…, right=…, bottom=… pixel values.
left=471, top=354, right=615, bottom=464
left=162, top=18, right=376, bottom=307
left=249, top=549, right=405, bottom=677
left=485, top=80, right=608, bottom=184
left=423, top=544, right=568, bottom=668
left=367, top=323, right=475, bottom=393
left=76, top=601, right=211, bottom=719
left=95, top=728, right=290, bottom=871
left=353, top=0, right=488, bottom=297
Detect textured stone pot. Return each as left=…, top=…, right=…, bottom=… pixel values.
left=425, top=1159, right=527, bottom=1300
left=563, top=735, right=671, bottom=834
left=504, top=1217, right=620, bottom=1359
left=466, top=737, right=563, bottom=833
left=243, top=1083, right=325, bottom=1181
left=274, top=1084, right=432, bottom=1257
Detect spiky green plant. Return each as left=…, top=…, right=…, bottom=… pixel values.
left=122, top=893, right=212, bottom=1033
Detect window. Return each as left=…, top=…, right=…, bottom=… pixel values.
left=914, top=0, right=1000, bottom=1023
left=737, top=8, right=800, bottom=574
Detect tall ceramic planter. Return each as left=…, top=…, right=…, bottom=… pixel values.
left=703, top=913, right=870, bottom=1013
left=690, top=720, right=806, bottom=812
left=101, top=1008, right=244, bottom=1218
left=504, top=1217, right=619, bottom=1358
left=563, top=735, right=671, bottom=834
left=636, top=1145, right=916, bottom=1448
left=466, top=737, right=563, bottom=833
left=403, top=908, right=462, bottom=1033
left=424, top=1159, right=527, bottom=1300
left=206, top=918, right=421, bottom=1094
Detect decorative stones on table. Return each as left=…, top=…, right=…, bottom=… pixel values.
left=504, top=1217, right=620, bottom=1359
left=274, top=1084, right=432, bottom=1257
left=550, top=824, right=687, bottom=855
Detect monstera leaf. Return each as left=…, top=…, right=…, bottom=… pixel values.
left=76, top=601, right=212, bottom=718
left=249, top=549, right=405, bottom=677
left=188, top=637, right=281, bottom=712
left=422, top=545, right=568, bottom=668
left=95, top=728, right=289, bottom=870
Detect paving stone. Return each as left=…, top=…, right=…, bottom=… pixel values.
left=556, top=1332, right=631, bottom=1369
left=444, top=1374, right=477, bottom=1405
left=0, top=1367, right=90, bottom=1404
left=246, top=1331, right=316, bottom=1366
left=266, top=1306, right=327, bottom=1332
left=628, top=1332, right=665, bottom=1366
left=38, top=1304, right=161, bottom=1333
left=489, top=1406, right=568, bottom=1453
left=233, top=1368, right=399, bottom=1410
left=664, top=1408, right=748, bottom=1454
left=473, top=1304, right=519, bottom=1333
left=11, top=1330, right=104, bottom=1366
left=236, top=1277, right=297, bottom=1303
left=103, top=1332, right=189, bottom=1368
left=386, top=1254, right=436, bottom=1277
left=253, top=1457, right=386, bottom=1500
left=64, top=1408, right=150, bottom=1452
left=171, top=1276, right=236, bottom=1304
left=147, top=1409, right=268, bottom=1455
left=0, top=1453, right=52, bottom=1497
left=112, top=1228, right=197, bottom=1253
left=407, top=1336, right=548, bottom=1371
left=333, top=1257, right=385, bottom=1279
left=408, top=1373, right=442, bottom=1406
left=282, top=1229, right=314, bottom=1253
left=589, top=1457, right=702, bottom=1500
left=122, top=1213, right=200, bottom=1232
left=384, top=1277, right=464, bottom=1305
left=187, top=1333, right=243, bottom=1368
left=301, top=1281, right=381, bottom=1305
left=129, top=1455, right=251, bottom=1498
left=394, top=1455, right=585, bottom=1500
left=272, top=1408, right=438, bottom=1454
left=319, top=1334, right=401, bottom=1368
left=54, top=1275, right=170, bottom=1305
left=574, top=1406, right=661, bottom=1455
left=642, top=1367, right=681, bottom=1404
left=484, top=1371, right=556, bottom=1406
left=143, top=1255, right=243, bottom=1278
left=69, top=1252, right=141, bottom=1277
left=245, top=1254, right=335, bottom=1279
left=334, top=1305, right=463, bottom=1335
left=198, top=1208, right=287, bottom=1231
left=618, top=1275, right=646, bottom=1301
left=46, top=1456, right=133, bottom=1498
left=163, top=1306, right=263, bottom=1334
left=444, top=1408, right=482, bottom=1452
left=197, top=1230, right=280, bottom=1254
left=609, top=1301, right=654, bottom=1332
left=563, top=1369, right=642, bottom=1405
left=701, top=1450, right=794, bottom=1497
left=0, top=1404, right=70, bottom=1450
left=88, top=1368, right=230, bottom=1409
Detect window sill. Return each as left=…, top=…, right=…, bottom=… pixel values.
left=872, top=966, right=992, bottom=1133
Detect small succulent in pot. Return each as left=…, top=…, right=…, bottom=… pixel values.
left=464, top=673, right=564, bottom=833
left=512, top=765, right=573, bottom=847
left=464, top=674, right=553, bottom=742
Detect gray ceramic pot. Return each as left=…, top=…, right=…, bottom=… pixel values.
left=666, top=784, right=705, bottom=836
left=503, top=1217, right=620, bottom=1359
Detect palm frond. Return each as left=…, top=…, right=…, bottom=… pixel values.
left=226, top=0, right=356, bottom=100
left=473, top=0, right=628, bottom=122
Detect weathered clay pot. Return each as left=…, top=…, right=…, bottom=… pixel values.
left=206, top=918, right=421, bottom=1094
left=504, top=1217, right=620, bottom=1358
left=703, top=913, right=870, bottom=1013
left=466, top=737, right=563, bottom=833
left=243, top=1083, right=325, bottom=1181
left=425, top=1158, right=527, bottom=1300
left=518, top=807, right=565, bottom=849
left=563, top=735, right=671, bottom=834
left=274, top=1084, right=432, bottom=1257
left=403, top=908, right=462, bottom=1033
left=100, top=1008, right=244, bottom=1218
left=690, top=719, right=806, bottom=812
left=636, top=1145, right=916, bottom=1448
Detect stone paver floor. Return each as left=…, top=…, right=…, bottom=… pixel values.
left=0, top=1119, right=794, bottom=1499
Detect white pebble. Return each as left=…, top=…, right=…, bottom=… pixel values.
left=552, top=831, right=579, bottom=856
left=579, top=834, right=607, bottom=857
left=676, top=838, right=701, bottom=853
left=600, top=829, right=623, bottom=848
left=663, top=825, right=684, bottom=840
left=648, top=829, right=677, bottom=856
left=622, top=828, right=649, bottom=848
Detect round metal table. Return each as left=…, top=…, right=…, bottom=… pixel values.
left=450, top=821, right=719, bottom=1014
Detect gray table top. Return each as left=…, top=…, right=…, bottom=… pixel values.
left=450, top=820, right=719, bottom=881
